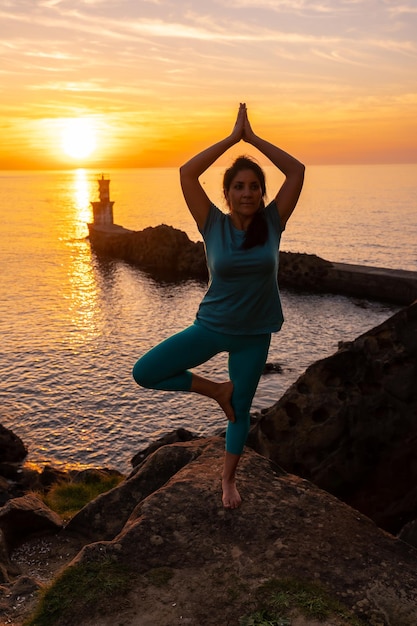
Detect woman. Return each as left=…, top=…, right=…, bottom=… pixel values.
left=133, top=103, right=304, bottom=508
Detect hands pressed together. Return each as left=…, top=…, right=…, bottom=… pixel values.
left=231, top=102, right=256, bottom=144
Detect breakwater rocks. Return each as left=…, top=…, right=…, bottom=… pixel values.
left=88, top=222, right=417, bottom=304
left=248, top=299, right=417, bottom=536
left=88, top=223, right=208, bottom=280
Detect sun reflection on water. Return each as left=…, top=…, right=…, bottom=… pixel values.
left=67, top=249, right=103, bottom=347
left=72, top=169, right=93, bottom=239
left=65, top=169, right=103, bottom=346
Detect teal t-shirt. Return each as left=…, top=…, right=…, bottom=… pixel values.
left=195, top=200, right=284, bottom=335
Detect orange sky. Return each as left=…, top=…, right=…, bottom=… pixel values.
left=0, top=1, right=416, bottom=169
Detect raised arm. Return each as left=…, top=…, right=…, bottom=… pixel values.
left=180, top=104, right=246, bottom=230
left=242, top=108, right=305, bottom=228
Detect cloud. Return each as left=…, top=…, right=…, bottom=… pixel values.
left=387, top=3, right=417, bottom=15
left=0, top=0, right=415, bottom=165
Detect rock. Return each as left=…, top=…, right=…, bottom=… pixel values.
left=89, top=223, right=208, bottom=280
left=123, top=224, right=209, bottom=279
left=0, top=477, right=10, bottom=508
left=0, top=529, right=22, bottom=583
left=0, top=493, right=63, bottom=550
left=39, top=465, right=70, bottom=488
left=247, top=300, right=417, bottom=535
left=0, top=425, right=27, bottom=464
left=8, top=574, right=41, bottom=598
left=262, top=361, right=283, bottom=374
left=70, top=467, right=124, bottom=484
left=47, top=438, right=417, bottom=625
left=279, top=251, right=332, bottom=289
left=66, top=441, right=204, bottom=541
left=0, top=465, right=40, bottom=507
left=130, top=427, right=199, bottom=467
left=0, top=462, right=69, bottom=517
left=399, top=519, right=417, bottom=548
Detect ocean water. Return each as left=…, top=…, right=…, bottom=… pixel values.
left=1, top=165, right=415, bottom=473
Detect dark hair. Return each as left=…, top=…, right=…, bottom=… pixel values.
left=223, top=156, right=268, bottom=249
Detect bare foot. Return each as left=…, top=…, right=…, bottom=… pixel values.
left=214, top=380, right=235, bottom=422
left=222, top=478, right=242, bottom=509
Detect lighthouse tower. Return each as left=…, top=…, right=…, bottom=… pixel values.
left=90, top=174, right=114, bottom=226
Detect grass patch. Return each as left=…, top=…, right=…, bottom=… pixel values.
left=240, top=578, right=366, bottom=626
left=240, top=609, right=290, bottom=625
left=23, top=559, right=136, bottom=626
left=41, top=473, right=123, bottom=519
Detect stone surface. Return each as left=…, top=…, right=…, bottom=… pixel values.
left=0, top=493, right=63, bottom=550
left=0, top=425, right=27, bottom=464
left=399, top=518, right=417, bottom=548
left=1, top=438, right=417, bottom=624
left=89, top=223, right=208, bottom=280
left=66, top=440, right=203, bottom=540
left=130, top=427, right=198, bottom=467
left=56, top=439, right=417, bottom=625
left=247, top=300, right=417, bottom=534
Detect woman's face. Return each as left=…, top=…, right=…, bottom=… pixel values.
left=224, top=169, right=263, bottom=223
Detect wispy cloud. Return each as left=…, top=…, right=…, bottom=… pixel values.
left=0, top=0, right=415, bottom=166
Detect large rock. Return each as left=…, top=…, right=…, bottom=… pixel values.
left=279, top=251, right=332, bottom=289
left=0, top=424, right=30, bottom=508
left=66, top=440, right=203, bottom=540
left=89, top=223, right=208, bottom=280
left=39, top=438, right=417, bottom=625
left=247, top=300, right=417, bottom=534
left=0, top=493, right=63, bottom=550
left=0, top=424, right=27, bottom=464
left=130, top=426, right=198, bottom=467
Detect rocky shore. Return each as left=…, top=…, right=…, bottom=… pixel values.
left=88, top=222, right=417, bottom=305
left=0, top=298, right=416, bottom=625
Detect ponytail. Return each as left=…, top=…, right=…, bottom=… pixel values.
left=242, top=204, right=268, bottom=249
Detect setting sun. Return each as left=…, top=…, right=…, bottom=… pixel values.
left=61, top=119, right=97, bottom=160
left=0, top=1, right=415, bottom=169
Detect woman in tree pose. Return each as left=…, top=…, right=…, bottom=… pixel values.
left=133, top=103, right=305, bottom=508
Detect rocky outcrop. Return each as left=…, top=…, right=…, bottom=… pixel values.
left=88, top=223, right=208, bottom=280
left=0, top=494, right=63, bottom=551
left=23, top=439, right=417, bottom=625
left=0, top=424, right=27, bottom=464
left=279, top=250, right=333, bottom=289
left=130, top=426, right=198, bottom=467
left=66, top=439, right=202, bottom=541
left=247, top=300, right=417, bottom=535
left=0, top=406, right=417, bottom=623
left=88, top=222, right=417, bottom=304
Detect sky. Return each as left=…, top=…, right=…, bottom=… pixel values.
left=0, top=0, right=416, bottom=169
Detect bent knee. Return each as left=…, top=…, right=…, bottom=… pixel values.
left=132, top=359, right=155, bottom=388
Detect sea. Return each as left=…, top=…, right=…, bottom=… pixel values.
left=1, top=164, right=416, bottom=474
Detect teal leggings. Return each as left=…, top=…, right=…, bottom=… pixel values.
left=132, top=323, right=271, bottom=455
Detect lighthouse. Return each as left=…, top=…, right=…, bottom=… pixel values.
left=90, top=174, right=114, bottom=226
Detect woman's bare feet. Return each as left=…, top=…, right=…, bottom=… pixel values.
left=222, top=451, right=242, bottom=508
left=222, top=478, right=242, bottom=508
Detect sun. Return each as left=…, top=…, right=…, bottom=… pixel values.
left=61, top=118, right=97, bottom=159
